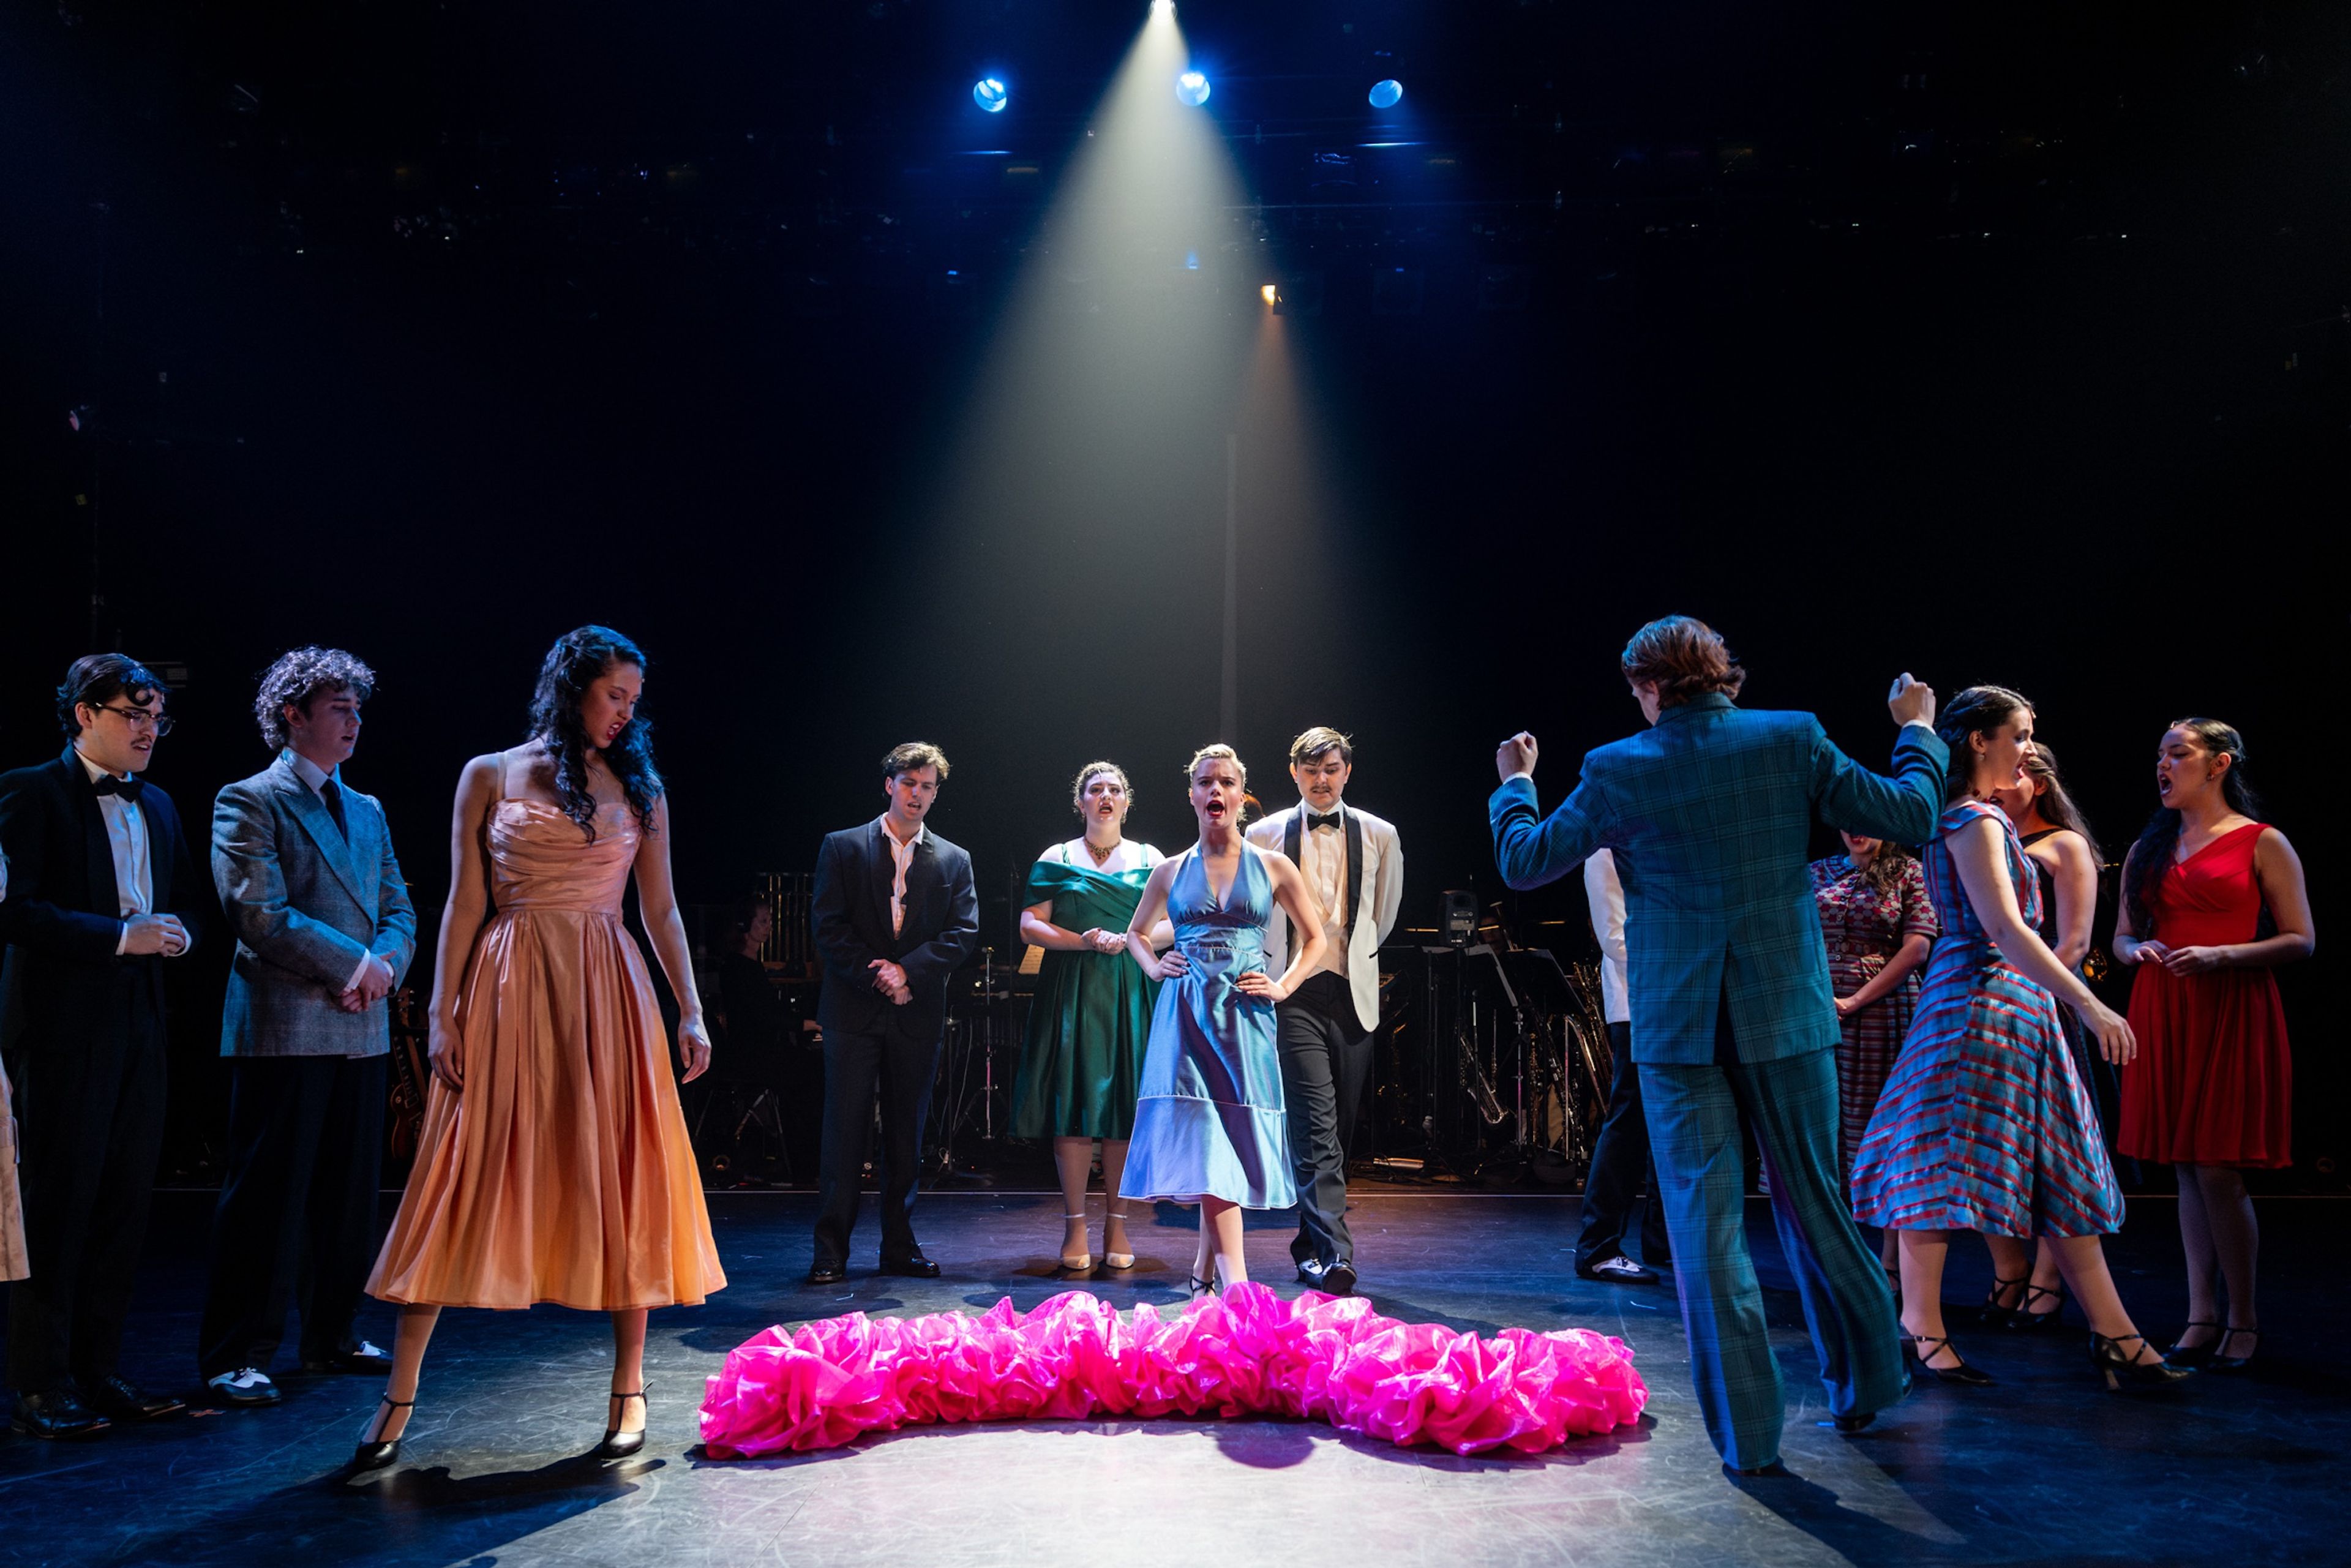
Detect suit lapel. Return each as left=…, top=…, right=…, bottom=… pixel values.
left=62, top=751, right=121, bottom=920
left=868, top=820, right=896, bottom=942
left=276, top=760, right=370, bottom=913
left=1282, top=807, right=1305, bottom=957
left=1344, top=811, right=1364, bottom=950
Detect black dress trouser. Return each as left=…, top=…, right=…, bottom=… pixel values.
left=812, top=1009, right=942, bottom=1267
left=1277, top=972, right=1373, bottom=1270
left=198, top=1054, right=386, bottom=1378
left=7, top=969, right=168, bottom=1393
left=1575, top=1021, right=1673, bottom=1266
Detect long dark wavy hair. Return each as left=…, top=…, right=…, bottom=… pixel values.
left=1853, top=836, right=1917, bottom=898
left=2123, top=718, right=2259, bottom=936
left=1933, top=684, right=2033, bottom=805
left=2014, top=743, right=2102, bottom=865
left=528, top=625, right=662, bottom=841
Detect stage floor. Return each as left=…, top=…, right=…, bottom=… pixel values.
left=1, top=1190, right=2341, bottom=1567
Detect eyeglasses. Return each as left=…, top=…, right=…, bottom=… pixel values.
left=93, top=705, right=174, bottom=736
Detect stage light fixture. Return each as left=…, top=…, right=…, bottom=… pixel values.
left=1176, top=70, right=1211, bottom=107
left=1260, top=283, right=1277, bottom=304
left=1369, top=79, right=1404, bottom=109
left=973, top=77, right=1008, bottom=113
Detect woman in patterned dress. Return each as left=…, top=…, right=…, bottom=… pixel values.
left=1851, top=686, right=2188, bottom=1389
left=1010, top=761, right=1171, bottom=1273
left=1985, top=743, right=2108, bottom=1331
left=1808, top=833, right=1935, bottom=1215
left=2114, top=719, right=2313, bottom=1373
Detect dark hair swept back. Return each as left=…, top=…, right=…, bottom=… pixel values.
left=1933, top=685, right=2033, bottom=805
left=2123, top=718, right=2260, bottom=936
left=528, top=625, right=662, bottom=841
left=1619, top=616, right=1745, bottom=706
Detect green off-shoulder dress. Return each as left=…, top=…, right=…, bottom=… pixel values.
left=1010, top=842, right=1164, bottom=1140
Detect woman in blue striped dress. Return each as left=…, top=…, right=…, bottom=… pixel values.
left=1851, top=686, right=2189, bottom=1391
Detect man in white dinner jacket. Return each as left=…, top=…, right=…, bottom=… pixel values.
left=1247, top=727, right=1403, bottom=1295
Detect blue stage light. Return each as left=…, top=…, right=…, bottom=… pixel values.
left=1369, top=79, right=1404, bottom=110
left=973, top=78, right=1008, bottom=113
left=1176, top=70, right=1211, bottom=107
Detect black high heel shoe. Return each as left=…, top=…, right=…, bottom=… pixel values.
left=598, top=1389, right=649, bottom=1459
left=1976, top=1274, right=2028, bottom=1328
left=1186, top=1272, right=1218, bottom=1302
left=2164, top=1320, right=2223, bottom=1368
left=1905, top=1334, right=1995, bottom=1387
left=2208, top=1327, right=2260, bottom=1373
left=2089, top=1332, right=2194, bottom=1391
left=2006, top=1282, right=2067, bottom=1332
left=353, top=1395, right=413, bottom=1471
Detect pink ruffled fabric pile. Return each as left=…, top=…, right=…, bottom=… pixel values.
left=699, top=1282, right=1646, bottom=1458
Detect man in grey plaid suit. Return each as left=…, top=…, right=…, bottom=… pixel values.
left=1489, top=616, right=1946, bottom=1474
left=198, top=648, right=416, bottom=1407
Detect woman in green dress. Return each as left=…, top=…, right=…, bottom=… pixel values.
left=1012, top=762, right=1171, bottom=1272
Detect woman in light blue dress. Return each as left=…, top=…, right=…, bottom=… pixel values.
left=1119, top=745, right=1329, bottom=1298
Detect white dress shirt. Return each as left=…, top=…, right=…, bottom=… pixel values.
left=1582, top=849, right=1630, bottom=1025
left=77, top=748, right=152, bottom=955
left=879, top=816, right=926, bottom=937
left=1299, top=806, right=1351, bottom=981
left=285, top=749, right=380, bottom=994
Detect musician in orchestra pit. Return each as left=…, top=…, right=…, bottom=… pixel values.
left=1246, top=727, right=1403, bottom=1296
left=198, top=648, right=416, bottom=1410
left=804, top=743, right=979, bottom=1286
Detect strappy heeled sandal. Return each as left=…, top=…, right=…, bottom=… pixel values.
left=2209, top=1327, right=2261, bottom=1373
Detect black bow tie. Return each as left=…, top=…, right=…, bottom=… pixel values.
left=1308, top=811, right=1342, bottom=833
left=92, top=773, right=144, bottom=803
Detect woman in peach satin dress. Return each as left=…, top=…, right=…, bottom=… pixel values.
left=357, top=626, right=723, bottom=1468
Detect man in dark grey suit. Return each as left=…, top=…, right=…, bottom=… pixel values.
left=197, top=648, right=416, bottom=1408
left=806, top=743, right=978, bottom=1285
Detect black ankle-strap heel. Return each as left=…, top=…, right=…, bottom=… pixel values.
left=1905, top=1334, right=1995, bottom=1387
left=353, top=1395, right=414, bottom=1472
left=1976, top=1273, right=2029, bottom=1327
left=598, top=1387, right=650, bottom=1459
left=2089, top=1332, right=2194, bottom=1391
left=2008, top=1282, right=2067, bottom=1332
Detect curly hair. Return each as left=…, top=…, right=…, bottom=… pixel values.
left=2123, top=718, right=2260, bottom=937
left=1854, top=836, right=1918, bottom=898
left=528, top=625, right=662, bottom=841
left=1070, top=760, right=1131, bottom=814
left=1619, top=616, right=1746, bottom=706
left=56, top=653, right=163, bottom=737
left=1934, top=685, right=2033, bottom=805
left=253, top=647, right=377, bottom=749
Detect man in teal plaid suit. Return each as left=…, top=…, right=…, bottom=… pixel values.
left=1489, top=616, right=1946, bottom=1474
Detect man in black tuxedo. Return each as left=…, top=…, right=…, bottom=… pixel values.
left=0, top=656, right=207, bottom=1438
left=806, top=743, right=978, bottom=1285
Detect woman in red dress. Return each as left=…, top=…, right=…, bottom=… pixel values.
left=2114, top=719, right=2314, bottom=1373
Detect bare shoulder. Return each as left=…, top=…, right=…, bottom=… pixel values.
left=2255, top=825, right=2302, bottom=866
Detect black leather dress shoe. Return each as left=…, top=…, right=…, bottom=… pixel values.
left=1295, top=1259, right=1327, bottom=1288
left=302, top=1341, right=394, bottom=1375
left=806, top=1259, right=848, bottom=1286
left=83, top=1375, right=186, bottom=1422
left=879, top=1253, right=941, bottom=1279
left=1577, top=1255, right=1660, bottom=1285
left=1322, top=1261, right=1359, bottom=1296
left=10, top=1388, right=110, bottom=1439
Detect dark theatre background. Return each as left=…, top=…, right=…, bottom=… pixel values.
left=0, top=1, right=2340, bottom=1192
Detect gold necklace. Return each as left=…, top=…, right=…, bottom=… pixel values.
left=1084, top=836, right=1119, bottom=867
